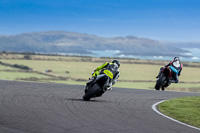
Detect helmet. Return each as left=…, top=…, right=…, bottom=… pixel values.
left=174, top=57, right=180, bottom=61
left=112, top=59, right=120, bottom=67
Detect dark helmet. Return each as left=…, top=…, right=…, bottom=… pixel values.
left=174, top=57, right=180, bottom=61
left=112, top=59, right=120, bottom=67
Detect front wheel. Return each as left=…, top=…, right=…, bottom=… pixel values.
left=83, top=84, right=100, bottom=101
left=155, top=75, right=166, bottom=90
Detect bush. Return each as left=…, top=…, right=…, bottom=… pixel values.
left=13, top=64, right=32, bottom=70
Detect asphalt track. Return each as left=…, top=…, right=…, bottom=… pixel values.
left=0, top=80, right=199, bottom=133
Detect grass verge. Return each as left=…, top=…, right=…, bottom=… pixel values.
left=159, top=96, right=200, bottom=128
left=0, top=54, right=200, bottom=92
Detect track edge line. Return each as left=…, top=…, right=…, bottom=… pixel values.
left=152, top=100, right=200, bottom=131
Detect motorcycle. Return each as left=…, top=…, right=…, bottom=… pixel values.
left=83, top=72, right=112, bottom=101
left=155, top=66, right=173, bottom=91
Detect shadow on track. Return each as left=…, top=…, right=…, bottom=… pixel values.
left=66, top=98, right=108, bottom=103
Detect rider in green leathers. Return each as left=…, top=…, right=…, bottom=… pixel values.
left=85, top=59, right=120, bottom=90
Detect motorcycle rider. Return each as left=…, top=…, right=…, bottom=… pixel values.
left=157, top=57, right=183, bottom=83
left=85, top=59, right=120, bottom=91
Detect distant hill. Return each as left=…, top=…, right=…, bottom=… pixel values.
left=164, top=42, right=200, bottom=48
left=0, top=31, right=188, bottom=57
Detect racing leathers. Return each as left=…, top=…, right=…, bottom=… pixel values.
left=86, top=62, right=120, bottom=89
left=165, top=60, right=183, bottom=83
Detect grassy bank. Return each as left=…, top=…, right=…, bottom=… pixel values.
left=0, top=53, right=200, bottom=92
left=159, top=96, right=200, bottom=128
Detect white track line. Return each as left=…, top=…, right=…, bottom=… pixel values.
left=152, top=100, right=200, bottom=131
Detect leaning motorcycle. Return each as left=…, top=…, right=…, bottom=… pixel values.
left=155, top=66, right=172, bottom=91
left=83, top=71, right=112, bottom=101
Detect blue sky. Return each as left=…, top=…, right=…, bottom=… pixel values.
left=0, top=0, right=200, bottom=42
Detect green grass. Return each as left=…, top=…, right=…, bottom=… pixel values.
left=159, top=96, right=200, bottom=128
left=0, top=56, right=200, bottom=92
left=0, top=71, right=50, bottom=81
left=2, top=59, right=200, bottom=82
left=0, top=65, right=19, bottom=70
left=0, top=60, right=94, bottom=78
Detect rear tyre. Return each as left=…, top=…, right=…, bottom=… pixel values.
left=83, top=84, right=100, bottom=101
left=155, top=75, right=166, bottom=90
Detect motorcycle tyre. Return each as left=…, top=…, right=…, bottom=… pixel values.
left=155, top=75, right=166, bottom=90
left=83, top=84, right=100, bottom=101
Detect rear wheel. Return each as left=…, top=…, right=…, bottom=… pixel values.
left=83, top=84, right=100, bottom=101
left=155, top=75, right=166, bottom=90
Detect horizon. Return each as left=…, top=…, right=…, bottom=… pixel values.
left=0, top=0, right=200, bottom=42
left=1, top=30, right=200, bottom=43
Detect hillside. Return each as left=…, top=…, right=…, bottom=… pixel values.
left=0, top=31, right=188, bottom=57
left=164, top=42, right=200, bottom=48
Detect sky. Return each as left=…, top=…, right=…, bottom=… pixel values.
left=0, top=0, right=200, bottom=42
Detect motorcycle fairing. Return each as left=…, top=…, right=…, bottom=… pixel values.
left=161, top=67, right=172, bottom=78
left=170, top=66, right=178, bottom=73
left=93, top=74, right=111, bottom=90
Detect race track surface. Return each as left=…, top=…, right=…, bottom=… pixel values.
left=0, top=80, right=199, bottom=133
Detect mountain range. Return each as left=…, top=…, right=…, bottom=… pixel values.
left=0, top=31, right=194, bottom=57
